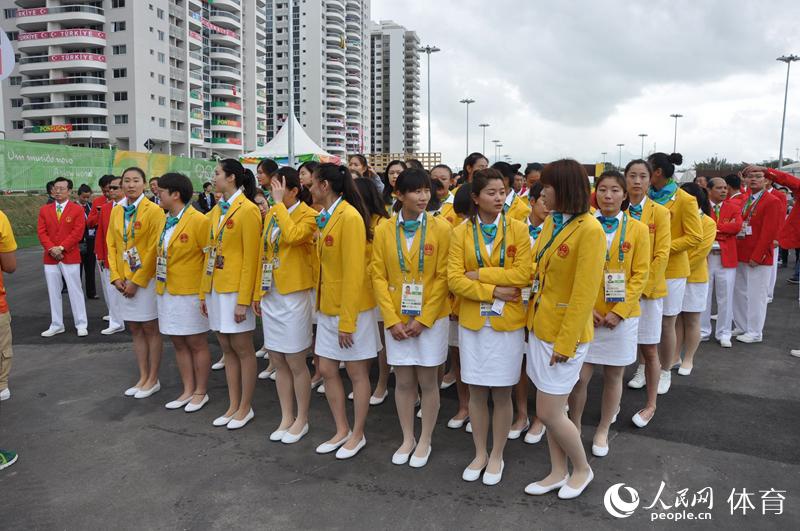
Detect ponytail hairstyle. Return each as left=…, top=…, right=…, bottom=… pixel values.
left=314, top=163, right=373, bottom=241
left=595, top=170, right=630, bottom=212
left=680, top=182, right=711, bottom=216
left=453, top=183, right=473, bottom=217
left=469, top=167, right=505, bottom=220
left=354, top=177, right=390, bottom=219
left=647, top=152, right=683, bottom=180
left=219, top=158, right=256, bottom=201
left=276, top=166, right=311, bottom=205
left=427, top=179, right=443, bottom=212
left=381, top=159, right=408, bottom=205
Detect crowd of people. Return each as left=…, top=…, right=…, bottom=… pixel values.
left=0, top=152, right=794, bottom=498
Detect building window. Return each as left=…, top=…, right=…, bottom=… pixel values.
left=158, top=96, right=166, bottom=106
left=114, top=92, right=128, bottom=101
left=159, top=118, right=167, bottom=128
left=10, top=98, right=22, bottom=108
left=112, top=0, right=126, bottom=7
left=3, top=8, right=16, bottom=19
left=158, top=30, right=165, bottom=41
left=8, top=76, right=21, bottom=86
left=112, top=21, right=126, bottom=31
left=158, top=74, right=166, bottom=85
left=12, top=120, right=23, bottom=130
left=112, top=45, right=127, bottom=55
left=113, top=68, right=127, bottom=78
left=157, top=52, right=165, bottom=63
left=157, top=8, right=164, bottom=19
left=114, top=115, right=128, bottom=125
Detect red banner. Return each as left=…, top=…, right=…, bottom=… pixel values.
left=16, top=7, right=48, bottom=17
left=19, top=29, right=106, bottom=41
left=201, top=17, right=237, bottom=38
left=49, top=53, right=106, bottom=63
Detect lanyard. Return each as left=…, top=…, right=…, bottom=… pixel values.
left=122, top=205, right=138, bottom=246
left=741, top=192, right=763, bottom=222
left=605, top=213, right=628, bottom=265
left=395, top=213, right=427, bottom=278
left=535, top=215, right=577, bottom=263
left=210, top=202, right=236, bottom=247
left=262, top=216, right=280, bottom=259
left=158, top=205, right=189, bottom=257
left=472, top=214, right=506, bottom=268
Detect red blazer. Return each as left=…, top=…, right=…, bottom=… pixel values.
left=711, top=199, right=743, bottom=268
left=736, top=190, right=782, bottom=265
left=37, top=201, right=86, bottom=265
left=94, top=200, right=116, bottom=264
left=766, top=168, right=800, bottom=249
left=87, top=194, right=107, bottom=229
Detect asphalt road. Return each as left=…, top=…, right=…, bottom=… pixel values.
left=1, top=247, right=799, bottom=530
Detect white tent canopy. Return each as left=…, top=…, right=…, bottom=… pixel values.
left=240, top=114, right=339, bottom=165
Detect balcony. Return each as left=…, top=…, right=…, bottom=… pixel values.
left=19, top=53, right=107, bottom=74
left=21, top=100, right=108, bottom=119
left=15, top=5, right=105, bottom=31
left=20, top=76, right=106, bottom=96
left=210, top=101, right=242, bottom=116
left=211, top=136, right=244, bottom=149
left=210, top=9, right=241, bottom=29
left=209, top=64, right=242, bottom=82
left=210, top=46, right=241, bottom=64
left=208, top=0, right=241, bottom=11
left=210, top=30, right=241, bottom=46
left=211, top=118, right=242, bottom=133
left=17, top=29, right=106, bottom=51
left=210, top=83, right=241, bottom=97
left=190, top=128, right=204, bottom=143
left=23, top=123, right=108, bottom=142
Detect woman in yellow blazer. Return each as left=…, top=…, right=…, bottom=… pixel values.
left=372, top=168, right=451, bottom=468
left=252, top=168, right=317, bottom=444
left=448, top=168, right=531, bottom=486
left=523, top=160, right=605, bottom=500
left=646, top=152, right=702, bottom=396
left=624, top=159, right=671, bottom=428
left=567, top=171, right=650, bottom=459
left=200, top=159, right=262, bottom=430
left=492, top=161, right=532, bottom=222
left=673, top=183, right=717, bottom=376
left=153, top=173, right=212, bottom=413
left=310, top=163, right=379, bottom=460
left=107, top=166, right=166, bottom=400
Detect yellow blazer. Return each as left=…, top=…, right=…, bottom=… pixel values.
left=448, top=215, right=531, bottom=331
left=527, top=212, right=606, bottom=357
left=663, top=188, right=703, bottom=279
left=253, top=201, right=317, bottom=299
left=438, top=195, right=460, bottom=227
left=371, top=213, right=451, bottom=328
left=592, top=215, right=650, bottom=319
left=688, top=213, right=717, bottom=283
left=156, top=206, right=210, bottom=296
left=200, top=192, right=262, bottom=305
left=628, top=198, right=671, bottom=299
left=317, top=199, right=375, bottom=333
left=504, top=192, right=531, bottom=222
left=107, top=196, right=166, bottom=287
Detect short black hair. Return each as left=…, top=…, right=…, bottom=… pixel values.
left=98, top=174, right=115, bottom=188
left=528, top=181, right=544, bottom=201
left=724, top=173, right=741, bottom=190
left=122, top=166, right=147, bottom=182
left=540, top=159, right=591, bottom=214
left=202, top=182, right=212, bottom=190
left=257, top=158, right=279, bottom=176
left=46, top=180, right=55, bottom=193
left=453, top=183, right=473, bottom=216
left=149, top=177, right=159, bottom=184
left=77, top=184, right=92, bottom=195
left=395, top=168, right=432, bottom=195
left=157, top=172, right=193, bottom=204
left=525, top=163, right=544, bottom=175
left=53, top=177, right=73, bottom=190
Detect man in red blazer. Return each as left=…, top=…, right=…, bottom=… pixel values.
left=37, top=177, right=88, bottom=337
left=732, top=169, right=783, bottom=343
left=94, top=175, right=126, bottom=335
left=700, top=177, right=743, bottom=347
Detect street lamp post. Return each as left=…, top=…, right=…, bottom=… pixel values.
left=418, top=45, right=441, bottom=154
left=492, top=139, right=500, bottom=163
left=601, top=151, right=607, bottom=166
left=638, top=133, right=648, bottom=158
left=777, top=55, right=799, bottom=169
left=496, top=144, right=503, bottom=161
left=478, top=123, right=490, bottom=154
left=670, top=113, right=683, bottom=153
left=616, top=143, right=624, bottom=169
left=459, top=98, right=475, bottom=157
left=287, top=0, right=296, bottom=167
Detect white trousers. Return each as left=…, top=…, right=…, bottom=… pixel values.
left=98, top=265, right=124, bottom=330
left=44, top=263, right=88, bottom=330
left=768, top=247, right=778, bottom=301
left=732, top=263, right=771, bottom=339
left=700, top=254, right=736, bottom=341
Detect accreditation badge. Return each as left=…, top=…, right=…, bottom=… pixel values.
left=205, top=248, right=217, bottom=275
left=156, top=256, right=167, bottom=283
left=480, top=299, right=504, bottom=317
left=737, top=222, right=749, bottom=239
left=604, top=271, right=626, bottom=303
left=127, top=246, right=142, bottom=272
left=521, top=286, right=532, bottom=305
left=400, top=282, right=423, bottom=316
left=261, top=262, right=274, bottom=291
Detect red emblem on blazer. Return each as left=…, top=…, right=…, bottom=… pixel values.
left=179, top=233, right=189, bottom=243
left=648, top=223, right=656, bottom=233
left=134, top=221, right=142, bottom=230
left=621, top=241, right=632, bottom=253
left=507, top=245, right=517, bottom=258
left=446, top=216, right=454, bottom=223
left=424, top=243, right=434, bottom=256
left=557, top=243, right=569, bottom=257
left=226, top=219, right=234, bottom=229
left=324, top=235, right=334, bottom=246
left=65, top=216, right=72, bottom=223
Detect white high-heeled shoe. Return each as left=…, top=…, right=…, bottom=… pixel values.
left=369, top=390, right=389, bottom=405
left=591, top=443, right=609, bottom=457
left=447, top=416, right=468, bottom=429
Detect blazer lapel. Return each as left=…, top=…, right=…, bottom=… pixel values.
left=322, top=201, right=345, bottom=238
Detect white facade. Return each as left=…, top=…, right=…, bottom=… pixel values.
left=369, top=20, right=419, bottom=154
left=0, top=0, right=269, bottom=157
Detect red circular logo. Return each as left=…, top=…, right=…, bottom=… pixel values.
left=424, top=243, right=434, bottom=256
left=507, top=245, right=517, bottom=258
left=226, top=219, right=234, bottom=229
left=179, top=233, right=189, bottom=243
left=648, top=223, right=656, bottom=233
left=65, top=216, right=72, bottom=223
left=134, top=221, right=142, bottom=230
left=324, top=235, right=334, bottom=246
left=557, top=243, right=570, bottom=258
left=621, top=241, right=632, bottom=253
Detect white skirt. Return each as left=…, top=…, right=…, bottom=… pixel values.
left=527, top=335, right=589, bottom=395
left=260, top=288, right=313, bottom=354
left=120, top=280, right=158, bottom=322
left=585, top=317, right=639, bottom=366
left=448, top=319, right=459, bottom=348
left=311, top=289, right=319, bottom=325
left=638, top=297, right=663, bottom=344
left=157, top=292, right=209, bottom=336
left=682, top=282, right=708, bottom=313
left=459, top=325, right=524, bottom=387
left=207, top=289, right=255, bottom=334
left=316, top=309, right=379, bottom=361
left=663, top=278, right=687, bottom=317
left=385, top=317, right=448, bottom=367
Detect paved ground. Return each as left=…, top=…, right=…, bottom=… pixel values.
left=1, top=247, right=799, bottom=530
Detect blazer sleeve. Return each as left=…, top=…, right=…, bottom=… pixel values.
left=195, top=214, right=211, bottom=298
left=417, top=220, right=452, bottom=328
left=107, top=211, right=121, bottom=284
left=717, top=203, right=743, bottom=237
left=370, top=224, right=401, bottom=329
left=131, top=206, right=165, bottom=288
left=767, top=167, right=800, bottom=194
left=476, top=224, right=532, bottom=288
left=273, top=203, right=316, bottom=246
left=338, top=212, right=367, bottom=333
left=236, top=207, right=262, bottom=306
left=87, top=200, right=102, bottom=229
left=611, top=223, right=650, bottom=319
left=554, top=225, right=606, bottom=357
left=750, top=199, right=782, bottom=263
left=62, top=206, right=86, bottom=253
left=670, top=196, right=703, bottom=254
left=37, top=207, right=54, bottom=250
left=645, top=207, right=671, bottom=295
left=447, top=225, right=495, bottom=303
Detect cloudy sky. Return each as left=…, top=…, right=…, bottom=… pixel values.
left=372, top=0, right=800, bottom=170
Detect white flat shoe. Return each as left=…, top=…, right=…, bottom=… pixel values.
left=440, top=378, right=456, bottom=390
left=391, top=441, right=416, bottom=465
left=508, top=419, right=530, bottom=440
left=124, top=386, right=141, bottom=397
left=335, top=436, right=366, bottom=459
left=102, top=315, right=110, bottom=321
left=258, top=368, right=275, bottom=380
left=213, top=414, right=232, bottom=427
left=447, top=416, right=469, bottom=429
left=101, top=326, right=124, bottom=335
left=41, top=326, right=65, bottom=338
left=591, top=443, right=609, bottom=457
left=678, top=366, right=692, bottom=376
left=370, top=390, right=388, bottom=406
left=731, top=327, right=745, bottom=336
left=657, top=370, right=671, bottom=395
left=0, top=388, right=9, bottom=401
left=77, top=328, right=88, bottom=337
left=315, top=432, right=351, bottom=454
left=409, top=446, right=431, bottom=468
left=316, top=383, right=326, bottom=394
left=525, top=475, right=568, bottom=495
left=165, top=397, right=191, bottom=410
left=227, top=409, right=254, bottom=430
left=347, top=391, right=354, bottom=400
left=134, top=381, right=161, bottom=399
left=482, top=461, right=505, bottom=486
left=736, top=333, right=762, bottom=344
left=281, top=424, right=309, bottom=444
left=255, top=347, right=268, bottom=359
left=627, top=364, right=646, bottom=389
left=462, top=463, right=486, bottom=482
left=310, top=379, right=324, bottom=389
left=465, top=421, right=473, bottom=433
left=720, top=338, right=732, bottom=348
left=632, top=410, right=652, bottom=428
left=558, top=469, right=594, bottom=499
left=211, top=360, right=225, bottom=370
left=791, top=349, right=800, bottom=358
left=524, top=425, right=546, bottom=444
left=184, top=395, right=209, bottom=412
left=270, top=427, right=289, bottom=442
